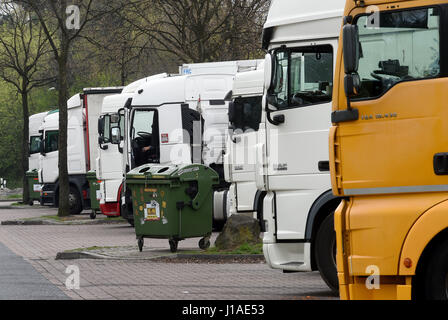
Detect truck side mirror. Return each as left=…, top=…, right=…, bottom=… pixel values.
left=264, top=53, right=274, bottom=91
left=40, top=139, right=46, bottom=156
left=229, top=101, right=244, bottom=131
left=98, top=117, right=104, bottom=135
left=344, top=74, right=361, bottom=98
left=343, top=24, right=360, bottom=74
left=110, top=127, right=121, bottom=145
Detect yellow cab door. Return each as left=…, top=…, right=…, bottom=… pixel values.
left=332, top=1, right=448, bottom=299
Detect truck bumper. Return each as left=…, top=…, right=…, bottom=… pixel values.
left=263, top=242, right=312, bottom=272
left=40, top=184, right=57, bottom=206
left=339, top=277, right=412, bottom=300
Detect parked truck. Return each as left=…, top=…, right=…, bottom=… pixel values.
left=331, top=0, right=448, bottom=300
left=96, top=74, right=168, bottom=218
left=255, top=0, right=345, bottom=293
left=109, top=61, right=262, bottom=226
left=224, top=66, right=264, bottom=219
left=27, top=111, right=52, bottom=205
left=39, top=87, right=122, bottom=214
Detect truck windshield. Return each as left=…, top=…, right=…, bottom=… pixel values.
left=355, top=7, right=440, bottom=99
left=30, top=136, right=42, bottom=154
left=269, top=45, right=333, bottom=109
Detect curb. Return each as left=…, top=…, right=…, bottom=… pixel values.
left=55, top=250, right=265, bottom=262
left=56, top=251, right=103, bottom=260
left=1, top=218, right=128, bottom=226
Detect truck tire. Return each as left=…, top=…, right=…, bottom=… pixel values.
left=68, top=186, right=83, bottom=215
left=315, top=212, right=339, bottom=294
left=421, top=238, right=448, bottom=300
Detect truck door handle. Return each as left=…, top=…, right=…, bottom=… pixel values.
left=434, top=153, right=448, bottom=175
left=318, top=161, right=330, bottom=172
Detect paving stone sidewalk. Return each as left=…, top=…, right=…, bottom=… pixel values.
left=0, top=205, right=337, bottom=300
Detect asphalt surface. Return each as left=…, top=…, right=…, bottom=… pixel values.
left=0, top=241, right=68, bottom=300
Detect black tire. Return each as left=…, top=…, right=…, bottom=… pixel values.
left=421, top=239, right=448, bottom=300
left=169, top=239, right=178, bottom=253
left=68, top=186, right=83, bottom=215
left=199, top=237, right=211, bottom=250
left=138, top=237, right=144, bottom=252
left=90, top=211, right=96, bottom=220
left=315, top=212, right=339, bottom=294
left=127, top=219, right=134, bottom=227
left=29, top=201, right=34, bottom=206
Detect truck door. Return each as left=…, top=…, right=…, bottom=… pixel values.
left=265, top=42, right=336, bottom=240
left=98, top=113, right=124, bottom=201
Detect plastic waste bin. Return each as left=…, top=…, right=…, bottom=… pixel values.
left=26, top=170, right=41, bottom=205
left=126, top=164, right=219, bottom=252
left=87, top=170, right=101, bottom=219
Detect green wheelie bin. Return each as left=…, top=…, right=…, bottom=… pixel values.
left=126, top=164, right=219, bottom=253
left=87, top=170, right=101, bottom=219
left=26, top=169, right=41, bottom=205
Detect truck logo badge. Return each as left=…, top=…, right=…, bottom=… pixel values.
left=161, top=134, right=169, bottom=144
left=274, top=164, right=288, bottom=171
left=361, top=113, right=398, bottom=120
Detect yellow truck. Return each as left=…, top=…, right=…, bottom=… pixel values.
left=331, top=0, right=448, bottom=300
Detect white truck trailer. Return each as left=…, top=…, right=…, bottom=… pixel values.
left=256, top=0, right=345, bottom=293
left=38, top=88, right=122, bottom=214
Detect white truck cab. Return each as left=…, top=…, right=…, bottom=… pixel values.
left=224, top=66, right=265, bottom=218
left=96, top=74, right=169, bottom=216
left=29, top=111, right=50, bottom=171
left=112, top=61, right=262, bottom=226
left=258, top=0, right=345, bottom=293
left=39, top=88, right=122, bottom=214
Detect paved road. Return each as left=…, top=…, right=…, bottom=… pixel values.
left=0, top=241, right=67, bottom=299
left=0, top=205, right=337, bottom=300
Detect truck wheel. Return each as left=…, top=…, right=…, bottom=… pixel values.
left=422, top=239, right=448, bottom=300
left=68, top=186, right=83, bottom=215
left=315, top=213, right=339, bottom=294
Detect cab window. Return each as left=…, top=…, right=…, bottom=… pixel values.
left=355, top=7, right=440, bottom=99
left=30, top=136, right=42, bottom=154
left=269, top=45, right=333, bottom=109
left=45, top=131, right=58, bottom=153
left=232, top=96, right=263, bottom=132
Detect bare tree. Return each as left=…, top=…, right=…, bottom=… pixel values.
left=122, top=0, right=270, bottom=64
left=16, top=0, right=110, bottom=216
left=0, top=1, right=52, bottom=203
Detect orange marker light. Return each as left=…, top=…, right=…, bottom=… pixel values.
left=404, top=258, right=412, bottom=268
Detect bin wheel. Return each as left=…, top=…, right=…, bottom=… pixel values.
left=28, top=201, right=34, bottom=206
left=169, top=239, right=178, bottom=253
left=90, top=211, right=97, bottom=220
left=199, top=237, right=211, bottom=250
left=138, top=237, right=144, bottom=252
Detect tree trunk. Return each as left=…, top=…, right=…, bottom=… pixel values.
left=21, top=87, right=30, bottom=204
left=57, top=48, right=70, bottom=217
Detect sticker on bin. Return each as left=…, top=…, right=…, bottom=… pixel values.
left=144, top=200, right=160, bottom=221
left=33, top=184, right=42, bottom=192
left=96, top=190, right=102, bottom=200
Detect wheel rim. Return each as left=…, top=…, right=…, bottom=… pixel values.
left=68, top=193, right=76, bottom=210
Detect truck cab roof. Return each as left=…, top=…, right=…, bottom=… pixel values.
left=264, top=0, right=345, bottom=46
